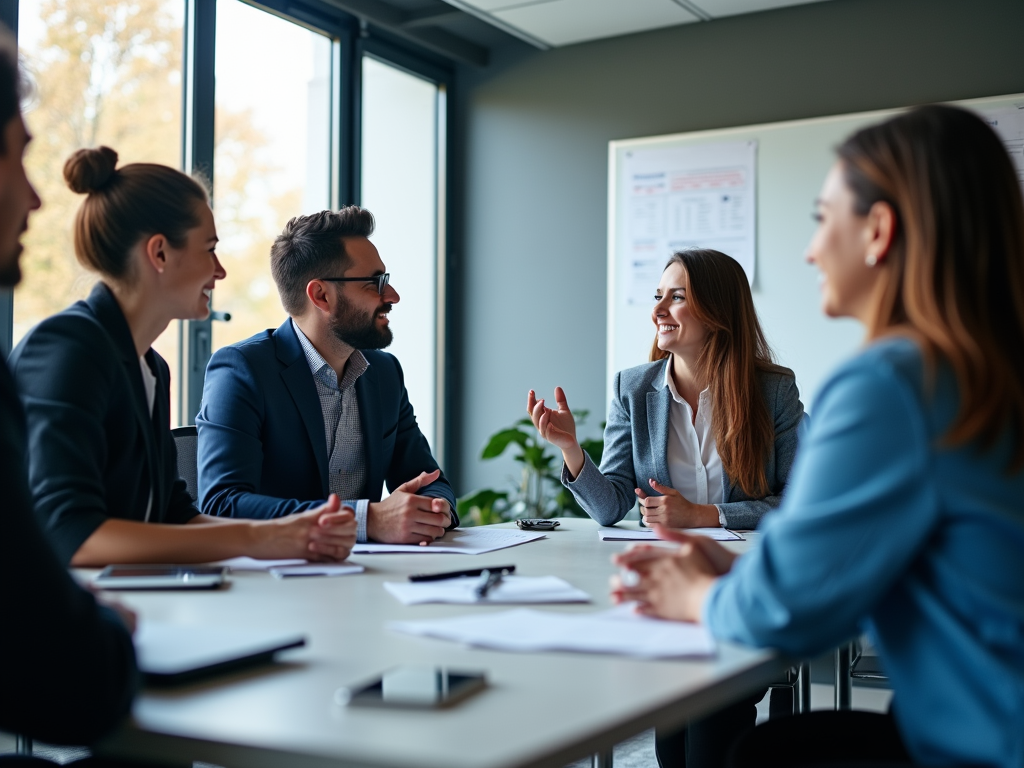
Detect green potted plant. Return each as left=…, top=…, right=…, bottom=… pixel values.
left=459, top=412, right=604, bottom=526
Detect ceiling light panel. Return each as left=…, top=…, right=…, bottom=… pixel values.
left=687, top=0, right=833, bottom=18
left=491, top=0, right=699, bottom=47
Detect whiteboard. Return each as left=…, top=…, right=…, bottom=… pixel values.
left=607, top=93, right=1024, bottom=412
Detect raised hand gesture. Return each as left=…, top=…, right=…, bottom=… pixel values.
left=527, top=387, right=585, bottom=478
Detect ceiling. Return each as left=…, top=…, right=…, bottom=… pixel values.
left=439, top=0, right=835, bottom=47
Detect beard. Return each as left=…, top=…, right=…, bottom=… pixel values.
left=0, top=248, right=21, bottom=288
left=329, top=298, right=394, bottom=350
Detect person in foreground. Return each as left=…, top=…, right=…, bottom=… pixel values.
left=530, top=249, right=803, bottom=768
left=613, top=104, right=1024, bottom=768
left=10, top=147, right=356, bottom=567
left=197, top=206, right=457, bottom=545
left=529, top=248, right=804, bottom=532
left=0, top=26, right=137, bottom=760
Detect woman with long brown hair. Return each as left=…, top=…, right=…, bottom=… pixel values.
left=528, top=248, right=804, bottom=532
left=613, top=104, right=1024, bottom=768
left=527, top=248, right=804, bottom=768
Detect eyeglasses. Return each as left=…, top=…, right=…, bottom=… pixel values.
left=318, top=273, right=390, bottom=296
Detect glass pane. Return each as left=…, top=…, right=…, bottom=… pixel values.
left=212, top=0, right=332, bottom=350
left=15, top=0, right=185, bottom=420
left=361, top=57, right=439, bottom=449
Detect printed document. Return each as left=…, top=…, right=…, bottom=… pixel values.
left=597, top=526, right=743, bottom=542
left=384, top=575, right=590, bottom=605
left=353, top=528, right=545, bottom=555
left=390, top=604, right=715, bottom=659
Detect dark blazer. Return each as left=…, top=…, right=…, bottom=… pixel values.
left=0, top=355, right=137, bottom=744
left=563, top=359, right=805, bottom=530
left=196, top=319, right=457, bottom=522
left=9, top=283, right=198, bottom=564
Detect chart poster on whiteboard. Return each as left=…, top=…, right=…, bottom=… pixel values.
left=622, top=140, right=757, bottom=305
left=981, top=105, right=1024, bottom=191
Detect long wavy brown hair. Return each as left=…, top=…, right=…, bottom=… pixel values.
left=838, top=105, right=1024, bottom=471
left=649, top=249, right=789, bottom=496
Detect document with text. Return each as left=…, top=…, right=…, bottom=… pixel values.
left=390, top=604, right=715, bottom=659
left=352, top=528, right=546, bottom=555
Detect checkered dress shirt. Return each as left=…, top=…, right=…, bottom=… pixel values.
left=292, top=320, right=371, bottom=542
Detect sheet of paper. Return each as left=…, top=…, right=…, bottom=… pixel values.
left=980, top=104, right=1024, bottom=191
left=597, top=526, right=743, bottom=542
left=390, top=604, right=715, bottom=659
left=352, top=528, right=545, bottom=555
left=384, top=575, right=590, bottom=605
left=622, top=140, right=757, bottom=302
left=271, top=563, right=364, bottom=579
left=214, top=557, right=309, bottom=571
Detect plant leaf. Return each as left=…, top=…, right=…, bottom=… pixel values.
left=481, top=428, right=529, bottom=459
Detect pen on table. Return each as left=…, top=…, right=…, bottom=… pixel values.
left=409, top=565, right=516, bottom=582
left=474, top=569, right=505, bottom=600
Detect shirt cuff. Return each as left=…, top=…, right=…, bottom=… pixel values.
left=347, top=499, right=370, bottom=542
left=715, top=504, right=728, bottom=528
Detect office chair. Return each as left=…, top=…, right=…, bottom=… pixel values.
left=171, top=426, right=199, bottom=503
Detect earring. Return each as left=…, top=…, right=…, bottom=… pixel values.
left=865, top=253, right=878, bottom=267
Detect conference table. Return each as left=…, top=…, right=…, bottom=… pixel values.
left=93, top=518, right=788, bottom=768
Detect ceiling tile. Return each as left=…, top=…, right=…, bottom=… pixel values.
left=452, top=0, right=554, bottom=10
left=493, top=0, right=699, bottom=47
left=688, top=0, right=833, bottom=18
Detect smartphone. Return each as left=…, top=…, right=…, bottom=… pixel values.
left=93, top=565, right=227, bottom=590
left=335, top=666, right=486, bottom=709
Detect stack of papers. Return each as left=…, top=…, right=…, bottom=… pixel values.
left=390, top=605, right=715, bottom=659
left=353, top=528, right=546, bottom=555
left=384, top=575, right=590, bottom=605
left=215, top=557, right=364, bottom=578
left=597, top=527, right=743, bottom=542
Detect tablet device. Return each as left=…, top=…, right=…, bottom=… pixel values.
left=134, top=623, right=306, bottom=686
left=93, top=565, right=227, bottom=590
left=335, top=666, right=487, bottom=709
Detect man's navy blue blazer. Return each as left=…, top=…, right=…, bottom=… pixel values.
left=196, top=319, right=457, bottom=523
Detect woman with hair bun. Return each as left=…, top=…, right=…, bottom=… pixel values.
left=10, top=146, right=357, bottom=567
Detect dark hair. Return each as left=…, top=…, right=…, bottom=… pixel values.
left=0, top=24, right=24, bottom=152
left=63, top=146, right=209, bottom=280
left=837, top=104, right=1024, bottom=470
left=650, top=249, right=786, bottom=496
left=270, top=206, right=375, bottom=315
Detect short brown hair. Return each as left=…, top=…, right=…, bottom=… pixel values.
left=270, top=206, right=375, bottom=315
left=838, top=105, right=1024, bottom=470
left=0, top=23, right=24, bottom=153
left=64, top=146, right=209, bottom=280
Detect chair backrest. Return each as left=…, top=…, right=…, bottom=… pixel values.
left=171, top=425, right=199, bottom=504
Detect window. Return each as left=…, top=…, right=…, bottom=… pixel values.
left=360, top=56, right=443, bottom=450
left=211, top=0, right=333, bottom=351
left=3, top=0, right=452, bottom=446
left=14, top=0, right=184, bottom=408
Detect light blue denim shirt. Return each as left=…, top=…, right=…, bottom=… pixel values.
left=704, top=337, right=1024, bottom=768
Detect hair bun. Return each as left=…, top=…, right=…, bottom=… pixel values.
left=63, top=146, right=118, bottom=194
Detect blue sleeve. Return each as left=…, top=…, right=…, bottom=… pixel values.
left=704, top=358, right=939, bottom=657
left=197, top=346, right=325, bottom=520
left=381, top=355, right=458, bottom=527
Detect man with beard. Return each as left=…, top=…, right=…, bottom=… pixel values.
left=197, top=207, right=456, bottom=544
left=0, top=23, right=138, bottom=751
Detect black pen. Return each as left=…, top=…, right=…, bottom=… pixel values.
left=408, top=565, right=515, bottom=582
left=474, top=569, right=505, bottom=600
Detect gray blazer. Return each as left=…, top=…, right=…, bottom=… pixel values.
left=563, top=359, right=805, bottom=530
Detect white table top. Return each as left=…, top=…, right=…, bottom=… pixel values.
left=95, top=519, right=784, bottom=768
